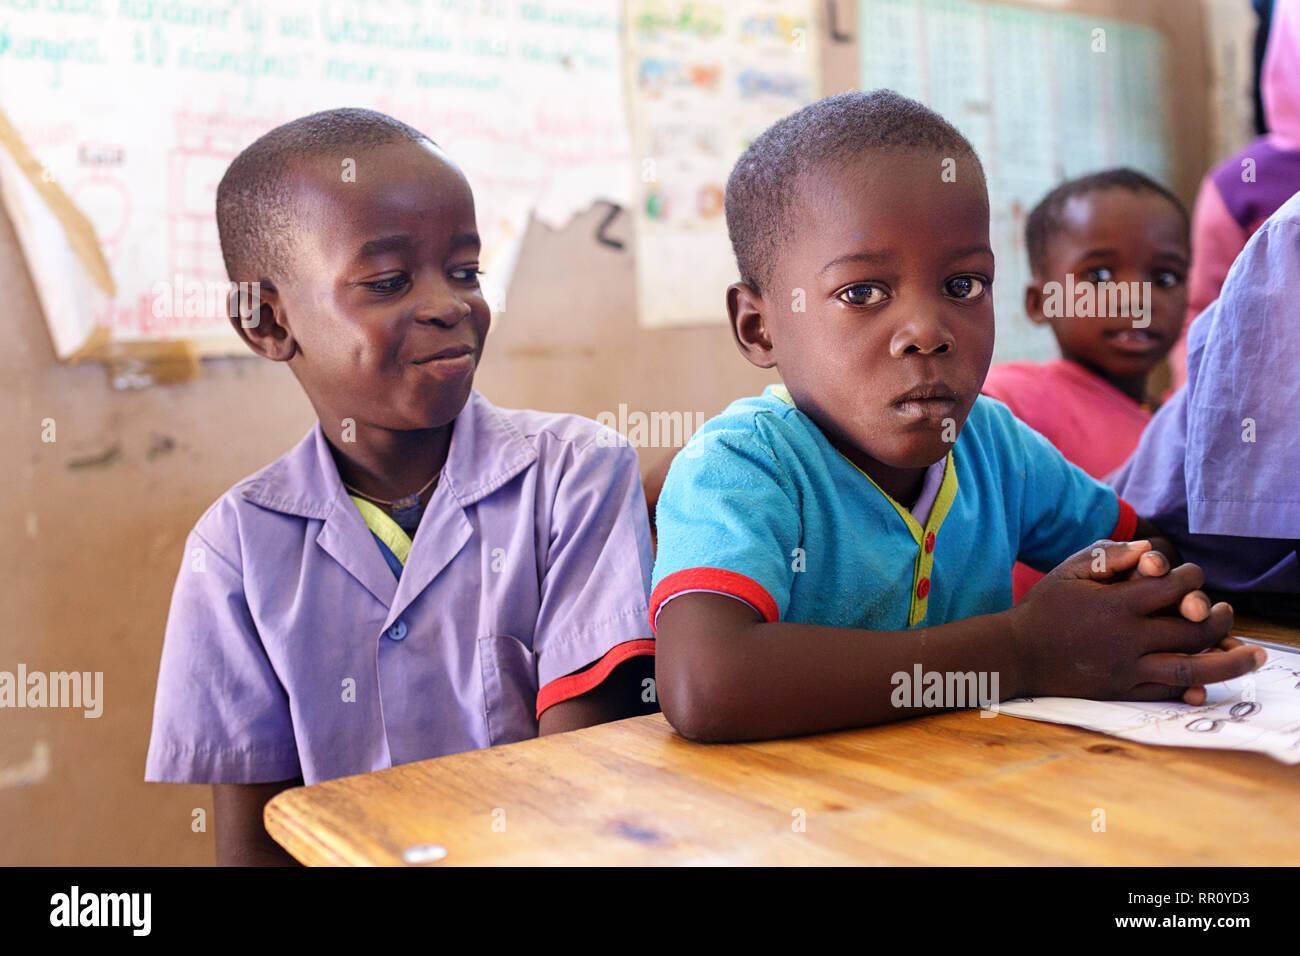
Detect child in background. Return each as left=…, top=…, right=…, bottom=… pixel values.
left=1111, top=189, right=1300, bottom=614
left=146, top=109, right=656, bottom=864
left=650, top=91, right=1261, bottom=744
left=982, top=169, right=1190, bottom=601
left=1168, top=0, right=1300, bottom=391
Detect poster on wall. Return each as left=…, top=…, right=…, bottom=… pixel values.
left=624, top=0, right=821, bottom=328
left=0, top=1, right=633, bottom=368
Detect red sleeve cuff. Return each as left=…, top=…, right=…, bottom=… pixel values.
left=535, top=638, right=656, bottom=718
left=649, top=567, right=779, bottom=633
left=1111, top=496, right=1138, bottom=541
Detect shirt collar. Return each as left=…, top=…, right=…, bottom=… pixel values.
left=239, top=390, right=538, bottom=519
left=1054, top=359, right=1148, bottom=410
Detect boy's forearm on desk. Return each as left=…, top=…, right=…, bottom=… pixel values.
left=655, top=594, right=1024, bottom=742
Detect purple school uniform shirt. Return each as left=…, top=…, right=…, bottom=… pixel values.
left=1109, top=190, right=1300, bottom=592
left=146, top=391, right=653, bottom=785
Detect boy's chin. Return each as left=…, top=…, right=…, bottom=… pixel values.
left=894, top=444, right=953, bottom=470
left=1093, top=352, right=1163, bottom=381
left=868, top=434, right=955, bottom=471
left=407, top=378, right=476, bottom=430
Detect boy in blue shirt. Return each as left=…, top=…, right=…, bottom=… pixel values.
left=651, top=91, right=1263, bottom=742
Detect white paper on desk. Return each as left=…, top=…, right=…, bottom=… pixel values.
left=995, top=643, right=1300, bottom=764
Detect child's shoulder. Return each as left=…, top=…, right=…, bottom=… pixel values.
left=960, top=392, right=1048, bottom=462
left=698, top=384, right=817, bottom=447
left=475, top=394, right=645, bottom=484
left=485, top=397, right=623, bottom=454
left=981, top=358, right=1066, bottom=401
left=964, top=390, right=1015, bottom=434
left=185, top=425, right=326, bottom=561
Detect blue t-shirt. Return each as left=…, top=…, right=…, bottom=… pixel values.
left=651, top=385, right=1136, bottom=631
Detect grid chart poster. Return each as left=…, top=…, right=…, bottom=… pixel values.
left=859, top=0, right=1171, bottom=363
left=0, top=1, right=632, bottom=356
left=625, top=0, right=821, bottom=328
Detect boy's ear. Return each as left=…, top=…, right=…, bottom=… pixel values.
left=1024, top=281, right=1049, bottom=327
left=228, top=281, right=296, bottom=362
left=727, top=281, right=777, bottom=369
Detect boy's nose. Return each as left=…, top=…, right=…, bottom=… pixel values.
left=418, top=290, right=473, bottom=328
left=890, top=318, right=954, bottom=357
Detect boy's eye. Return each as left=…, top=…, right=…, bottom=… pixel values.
left=1084, top=267, right=1114, bottom=283
left=838, top=283, right=888, bottom=306
left=362, top=274, right=409, bottom=295
left=1153, top=269, right=1182, bottom=289
left=450, top=266, right=483, bottom=284
left=945, top=275, right=986, bottom=299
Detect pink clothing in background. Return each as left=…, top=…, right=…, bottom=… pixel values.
left=982, top=359, right=1152, bottom=601
left=1171, top=0, right=1300, bottom=392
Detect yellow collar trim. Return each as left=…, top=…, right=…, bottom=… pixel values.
left=774, top=383, right=958, bottom=538
left=349, top=495, right=412, bottom=565
left=770, top=381, right=958, bottom=627
left=839, top=451, right=957, bottom=544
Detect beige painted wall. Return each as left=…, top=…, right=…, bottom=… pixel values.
left=0, top=0, right=1215, bottom=864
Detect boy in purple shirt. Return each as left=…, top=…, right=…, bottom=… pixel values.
left=145, top=109, right=656, bottom=865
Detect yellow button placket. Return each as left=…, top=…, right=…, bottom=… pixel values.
left=768, top=384, right=959, bottom=627
left=839, top=451, right=958, bottom=627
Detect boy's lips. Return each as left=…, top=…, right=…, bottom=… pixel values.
left=890, top=383, right=960, bottom=421
left=412, top=344, right=475, bottom=364
left=1104, top=328, right=1162, bottom=354
left=411, top=344, right=477, bottom=379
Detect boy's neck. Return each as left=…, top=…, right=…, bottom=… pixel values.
left=322, top=418, right=455, bottom=506
left=1061, top=353, right=1149, bottom=404
left=835, top=441, right=928, bottom=508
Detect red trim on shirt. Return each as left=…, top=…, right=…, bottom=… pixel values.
left=1112, top=496, right=1138, bottom=541
left=649, top=567, right=779, bottom=633
left=535, top=638, right=656, bottom=718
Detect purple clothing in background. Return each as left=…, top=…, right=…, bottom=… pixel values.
left=145, top=391, right=653, bottom=785
left=1170, top=0, right=1300, bottom=392
left=1109, top=191, right=1300, bottom=593
left=1211, top=137, right=1300, bottom=229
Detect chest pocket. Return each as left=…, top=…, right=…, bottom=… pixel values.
left=478, top=634, right=539, bottom=745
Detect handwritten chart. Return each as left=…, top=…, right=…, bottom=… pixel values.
left=998, top=642, right=1300, bottom=765
left=624, top=0, right=820, bottom=328
left=0, top=0, right=632, bottom=358
left=859, top=0, right=1171, bottom=363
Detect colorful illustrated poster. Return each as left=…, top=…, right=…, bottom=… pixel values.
left=625, top=0, right=821, bottom=328
left=0, top=1, right=632, bottom=358
left=859, top=0, right=1171, bottom=363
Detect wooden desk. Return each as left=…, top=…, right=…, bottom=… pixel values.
left=265, top=616, right=1300, bottom=865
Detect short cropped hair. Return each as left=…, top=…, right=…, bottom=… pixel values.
left=216, top=108, right=434, bottom=282
left=1024, top=168, right=1188, bottom=277
left=724, top=89, right=985, bottom=294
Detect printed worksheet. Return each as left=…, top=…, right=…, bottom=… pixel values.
left=997, top=642, right=1300, bottom=764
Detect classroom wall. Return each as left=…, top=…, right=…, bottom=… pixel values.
left=0, top=0, right=1221, bottom=865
